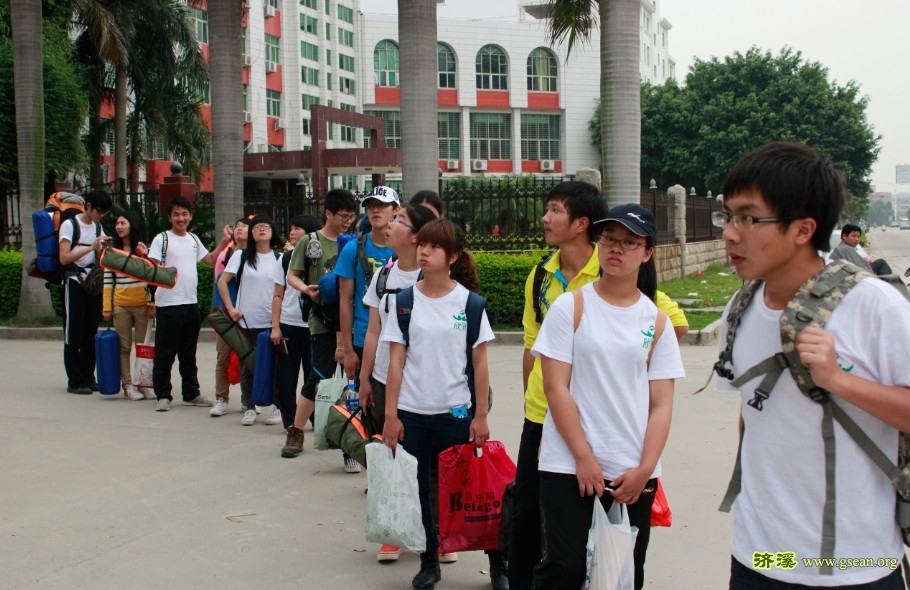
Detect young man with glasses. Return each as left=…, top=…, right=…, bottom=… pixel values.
left=282, top=188, right=357, bottom=458
left=58, top=189, right=113, bottom=394
left=714, top=142, right=910, bottom=589
left=334, top=185, right=399, bottom=473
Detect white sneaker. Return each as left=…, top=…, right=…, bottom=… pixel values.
left=210, top=398, right=229, bottom=417
left=241, top=409, right=257, bottom=426
left=123, top=385, right=144, bottom=401
left=140, top=387, right=156, bottom=400
left=344, top=458, right=363, bottom=473
left=264, top=407, right=282, bottom=425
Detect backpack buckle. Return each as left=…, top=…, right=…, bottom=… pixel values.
left=713, top=360, right=734, bottom=380
left=747, top=388, right=769, bottom=411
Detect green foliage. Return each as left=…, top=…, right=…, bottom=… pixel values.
left=864, top=201, right=892, bottom=227
left=685, top=310, right=723, bottom=331
left=590, top=47, right=881, bottom=206
left=473, top=251, right=542, bottom=326
left=0, top=248, right=23, bottom=318
left=657, top=265, right=743, bottom=308
left=197, top=260, right=214, bottom=319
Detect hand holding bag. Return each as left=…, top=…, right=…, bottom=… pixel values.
left=132, top=322, right=155, bottom=391
left=364, top=444, right=426, bottom=552
left=584, top=501, right=638, bottom=590
left=205, top=307, right=255, bottom=372
left=650, top=478, right=672, bottom=527
left=313, top=367, right=347, bottom=450
left=438, top=440, right=517, bottom=554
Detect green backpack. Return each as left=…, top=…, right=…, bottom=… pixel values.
left=710, top=261, right=909, bottom=576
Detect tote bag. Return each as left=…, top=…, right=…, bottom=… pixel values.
left=132, top=322, right=154, bottom=391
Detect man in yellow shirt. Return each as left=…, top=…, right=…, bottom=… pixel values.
left=508, top=182, right=688, bottom=589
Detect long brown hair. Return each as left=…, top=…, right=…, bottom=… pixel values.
left=415, top=219, right=479, bottom=292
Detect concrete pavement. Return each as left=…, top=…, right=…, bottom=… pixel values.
left=0, top=338, right=740, bottom=589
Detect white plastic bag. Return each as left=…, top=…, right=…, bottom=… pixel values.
left=313, top=367, right=347, bottom=450
left=583, top=501, right=638, bottom=590
left=364, top=444, right=426, bottom=552
left=132, top=322, right=154, bottom=391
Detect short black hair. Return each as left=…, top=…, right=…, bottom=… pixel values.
left=409, top=190, right=445, bottom=216
left=841, top=223, right=862, bottom=237
left=85, top=189, right=112, bottom=213
left=546, top=181, right=607, bottom=241
left=290, top=214, right=321, bottom=234
left=324, top=188, right=357, bottom=214
left=165, top=196, right=194, bottom=216
left=722, top=142, right=845, bottom=252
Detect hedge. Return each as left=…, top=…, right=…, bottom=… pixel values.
left=0, top=249, right=548, bottom=327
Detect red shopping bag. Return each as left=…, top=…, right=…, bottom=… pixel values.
left=438, top=440, right=516, bottom=553
left=227, top=351, right=241, bottom=385
left=651, top=478, right=672, bottom=527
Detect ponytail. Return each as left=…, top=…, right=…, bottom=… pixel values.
left=450, top=250, right=479, bottom=292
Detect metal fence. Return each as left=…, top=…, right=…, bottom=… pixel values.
left=1, top=179, right=723, bottom=250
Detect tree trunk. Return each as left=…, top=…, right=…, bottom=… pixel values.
left=115, top=64, right=128, bottom=191
left=600, top=0, right=641, bottom=206
left=11, top=0, right=54, bottom=320
left=398, top=0, right=439, bottom=198
left=207, top=1, right=244, bottom=231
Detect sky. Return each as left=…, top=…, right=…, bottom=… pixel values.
left=363, top=0, right=910, bottom=193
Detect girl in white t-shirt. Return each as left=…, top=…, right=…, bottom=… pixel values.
left=379, top=219, right=506, bottom=590
left=218, top=215, right=282, bottom=426
left=531, top=204, right=685, bottom=590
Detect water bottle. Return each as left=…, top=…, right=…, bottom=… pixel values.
left=344, top=383, right=360, bottom=413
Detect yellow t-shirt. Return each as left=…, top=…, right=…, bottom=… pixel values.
left=522, top=245, right=688, bottom=424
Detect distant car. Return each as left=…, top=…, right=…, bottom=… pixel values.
left=901, top=224, right=910, bottom=230
left=891, top=222, right=899, bottom=228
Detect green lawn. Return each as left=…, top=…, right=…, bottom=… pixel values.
left=684, top=310, right=723, bottom=331
left=659, top=264, right=743, bottom=308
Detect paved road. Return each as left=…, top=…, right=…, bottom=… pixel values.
left=0, top=338, right=743, bottom=589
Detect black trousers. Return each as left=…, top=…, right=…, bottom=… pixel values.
left=532, top=472, right=656, bottom=590
left=63, top=277, right=102, bottom=388
left=301, top=331, right=337, bottom=401
left=153, top=304, right=201, bottom=401
left=507, top=419, right=545, bottom=590
left=275, top=323, right=311, bottom=429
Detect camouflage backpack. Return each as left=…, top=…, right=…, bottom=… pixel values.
left=711, top=261, right=910, bottom=576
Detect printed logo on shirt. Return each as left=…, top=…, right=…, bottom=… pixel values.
left=641, top=324, right=655, bottom=349
left=453, top=310, right=467, bottom=332
left=836, top=354, right=854, bottom=373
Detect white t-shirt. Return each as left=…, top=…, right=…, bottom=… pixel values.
left=58, top=217, right=105, bottom=268
left=271, top=255, right=307, bottom=328
left=380, top=282, right=495, bottom=415
left=148, top=231, right=208, bottom=307
left=716, top=279, right=909, bottom=586
left=363, top=260, right=422, bottom=384
left=532, top=283, right=684, bottom=480
left=225, top=251, right=279, bottom=329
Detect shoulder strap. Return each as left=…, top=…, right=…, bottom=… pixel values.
left=281, top=250, right=292, bottom=286
left=464, top=291, right=487, bottom=415
left=395, top=285, right=414, bottom=346
left=375, top=255, right=397, bottom=298
left=532, top=254, right=551, bottom=324
left=159, top=231, right=168, bottom=265
left=69, top=216, right=82, bottom=248
left=235, top=250, right=247, bottom=290
left=356, top=233, right=372, bottom=283
left=572, top=288, right=583, bottom=332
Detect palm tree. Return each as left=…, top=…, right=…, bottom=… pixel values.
left=548, top=0, right=641, bottom=206
left=398, top=0, right=439, bottom=197
left=206, top=1, right=244, bottom=232
left=11, top=0, right=54, bottom=320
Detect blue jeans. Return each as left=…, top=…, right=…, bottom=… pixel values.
left=730, top=557, right=905, bottom=589
left=397, top=409, right=472, bottom=554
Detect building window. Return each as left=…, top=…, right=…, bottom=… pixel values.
left=327, top=49, right=332, bottom=67
left=438, top=43, right=456, bottom=89
left=470, top=112, right=511, bottom=159
left=302, top=94, right=319, bottom=110
left=339, top=76, right=356, bottom=95
left=266, top=90, right=281, bottom=117
left=301, top=118, right=311, bottom=135
left=301, top=0, right=317, bottom=8
left=326, top=73, right=332, bottom=90
left=476, top=45, right=508, bottom=90
left=527, top=48, right=557, bottom=92
left=339, top=54, right=355, bottom=73
left=300, top=14, right=318, bottom=35
left=340, top=125, right=356, bottom=142
left=193, top=80, right=210, bottom=104
left=438, top=112, right=460, bottom=159
left=190, top=8, right=208, bottom=44
left=340, top=103, right=356, bottom=112
left=374, top=40, right=400, bottom=87
left=266, top=0, right=278, bottom=7
left=265, top=34, right=280, bottom=64
left=302, top=65, right=319, bottom=86
left=521, top=114, right=560, bottom=160
left=338, top=4, right=354, bottom=23
left=151, top=138, right=168, bottom=160
left=339, top=28, right=354, bottom=48
left=364, top=110, right=401, bottom=148
left=301, top=41, right=319, bottom=62
left=325, top=0, right=331, bottom=14
left=325, top=23, right=331, bottom=40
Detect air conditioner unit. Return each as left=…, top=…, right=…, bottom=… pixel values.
left=241, top=0, right=249, bottom=9
left=273, top=117, right=284, bottom=130
left=445, top=159, right=459, bottom=171
left=471, top=159, right=488, bottom=172
left=264, top=4, right=276, bottom=18
left=540, top=159, right=556, bottom=172
left=243, top=111, right=252, bottom=123
left=242, top=54, right=252, bottom=67
left=266, top=61, right=278, bottom=73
